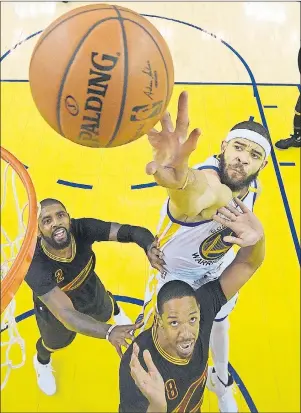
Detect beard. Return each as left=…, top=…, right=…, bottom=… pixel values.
left=219, top=153, right=260, bottom=192
left=40, top=227, right=71, bottom=250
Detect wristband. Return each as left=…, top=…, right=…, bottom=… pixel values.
left=117, top=224, right=154, bottom=253
left=105, top=325, right=117, bottom=341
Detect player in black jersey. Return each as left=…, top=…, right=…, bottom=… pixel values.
left=119, top=199, right=265, bottom=412
left=25, top=198, right=165, bottom=396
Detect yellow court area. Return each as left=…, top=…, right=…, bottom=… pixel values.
left=1, top=2, right=300, bottom=412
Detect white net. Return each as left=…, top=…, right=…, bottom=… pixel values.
left=1, top=160, right=29, bottom=390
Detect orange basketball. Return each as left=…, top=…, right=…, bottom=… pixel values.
left=29, top=4, right=174, bottom=148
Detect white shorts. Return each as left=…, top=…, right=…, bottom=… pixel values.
left=214, top=292, right=238, bottom=321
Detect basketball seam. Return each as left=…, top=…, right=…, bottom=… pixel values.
left=56, top=17, right=118, bottom=136
left=30, top=6, right=145, bottom=64
left=122, top=17, right=171, bottom=130
left=126, top=18, right=171, bottom=112
left=105, top=6, right=129, bottom=147
left=30, top=6, right=115, bottom=62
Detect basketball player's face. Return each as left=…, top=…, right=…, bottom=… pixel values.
left=220, top=138, right=267, bottom=192
left=159, top=296, right=200, bottom=359
left=38, top=203, right=71, bottom=250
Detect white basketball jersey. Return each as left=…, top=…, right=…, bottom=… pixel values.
left=155, top=155, right=259, bottom=290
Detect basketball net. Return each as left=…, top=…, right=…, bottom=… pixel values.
left=1, top=147, right=38, bottom=391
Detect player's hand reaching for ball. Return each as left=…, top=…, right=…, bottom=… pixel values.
left=130, top=343, right=167, bottom=412
left=108, top=322, right=143, bottom=358
left=146, top=91, right=201, bottom=189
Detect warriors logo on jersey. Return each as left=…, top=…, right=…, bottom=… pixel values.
left=196, top=226, right=235, bottom=262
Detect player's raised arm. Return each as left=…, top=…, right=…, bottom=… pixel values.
left=130, top=343, right=167, bottom=413
left=76, top=218, right=166, bottom=273
left=145, top=91, right=232, bottom=220
left=109, top=223, right=166, bottom=273
left=212, top=198, right=265, bottom=300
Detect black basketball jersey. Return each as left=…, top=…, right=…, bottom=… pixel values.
left=25, top=218, right=111, bottom=312
left=119, top=280, right=227, bottom=412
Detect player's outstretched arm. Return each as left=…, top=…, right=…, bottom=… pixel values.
left=145, top=91, right=232, bottom=220
left=213, top=198, right=265, bottom=300
left=109, top=223, right=166, bottom=273
left=38, top=287, right=141, bottom=357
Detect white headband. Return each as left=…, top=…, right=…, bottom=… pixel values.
left=225, top=129, right=271, bottom=158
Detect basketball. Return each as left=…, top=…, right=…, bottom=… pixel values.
left=28, top=4, right=174, bottom=148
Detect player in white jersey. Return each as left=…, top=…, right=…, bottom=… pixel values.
left=141, top=91, right=271, bottom=412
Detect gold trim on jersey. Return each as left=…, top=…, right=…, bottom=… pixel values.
left=157, top=213, right=181, bottom=248
left=61, top=256, right=93, bottom=292
left=42, top=340, right=66, bottom=352
left=41, top=234, right=76, bottom=263
left=239, top=190, right=249, bottom=201
left=190, top=395, right=203, bottom=412
left=171, top=364, right=207, bottom=413
left=152, top=321, right=190, bottom=366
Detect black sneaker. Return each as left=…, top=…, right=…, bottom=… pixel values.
left=275, top=134, right=301, bottom=149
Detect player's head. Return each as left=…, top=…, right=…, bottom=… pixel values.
left=38, top=198, right=71, bottom=250
left=156, top=280, right=200, bottom=360
left=219, top=120, right=270, bottom=191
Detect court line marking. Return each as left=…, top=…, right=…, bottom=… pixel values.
left=1, top=79, right=300, bottom=88
left=1, top=19, right=298, bottom=412
left=132, top=182, right=158, bottom=189
left=0, top=30, right=43, bottom=63
left=57, top=179, right=93, bottom=190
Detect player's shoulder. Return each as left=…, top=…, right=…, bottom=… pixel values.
left=25, top=242, right=52, bottom=282
left=196, top=280, right=227, bottom=313
left=120, top=329, right=153, bottom=367
left=247, top=178, right=262, bottom=206
left=192, top=155, right=220, bottom=172
left=30, top=239, right=49, bottom=265
left=70, top=217, right=91, bottom=238
left=70, top=217, right=84, bottom=232
left=253, top=179, right=262, bottom=196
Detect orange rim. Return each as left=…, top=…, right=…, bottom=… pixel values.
left=1, top=147, right=38, bottom=314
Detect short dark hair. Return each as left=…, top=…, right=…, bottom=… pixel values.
left=230, top=120, right=271, bottom=142
left=157, top=280, right=197, bottom=316
left=39, top=198, right=67, bottom=213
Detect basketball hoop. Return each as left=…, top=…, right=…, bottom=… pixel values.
left=1, top=147, right=38, bottom=390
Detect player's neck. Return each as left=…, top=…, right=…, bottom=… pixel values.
left=234, top=186, right=249, bottom=199
left=42, top=239, right=73, bottom=259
